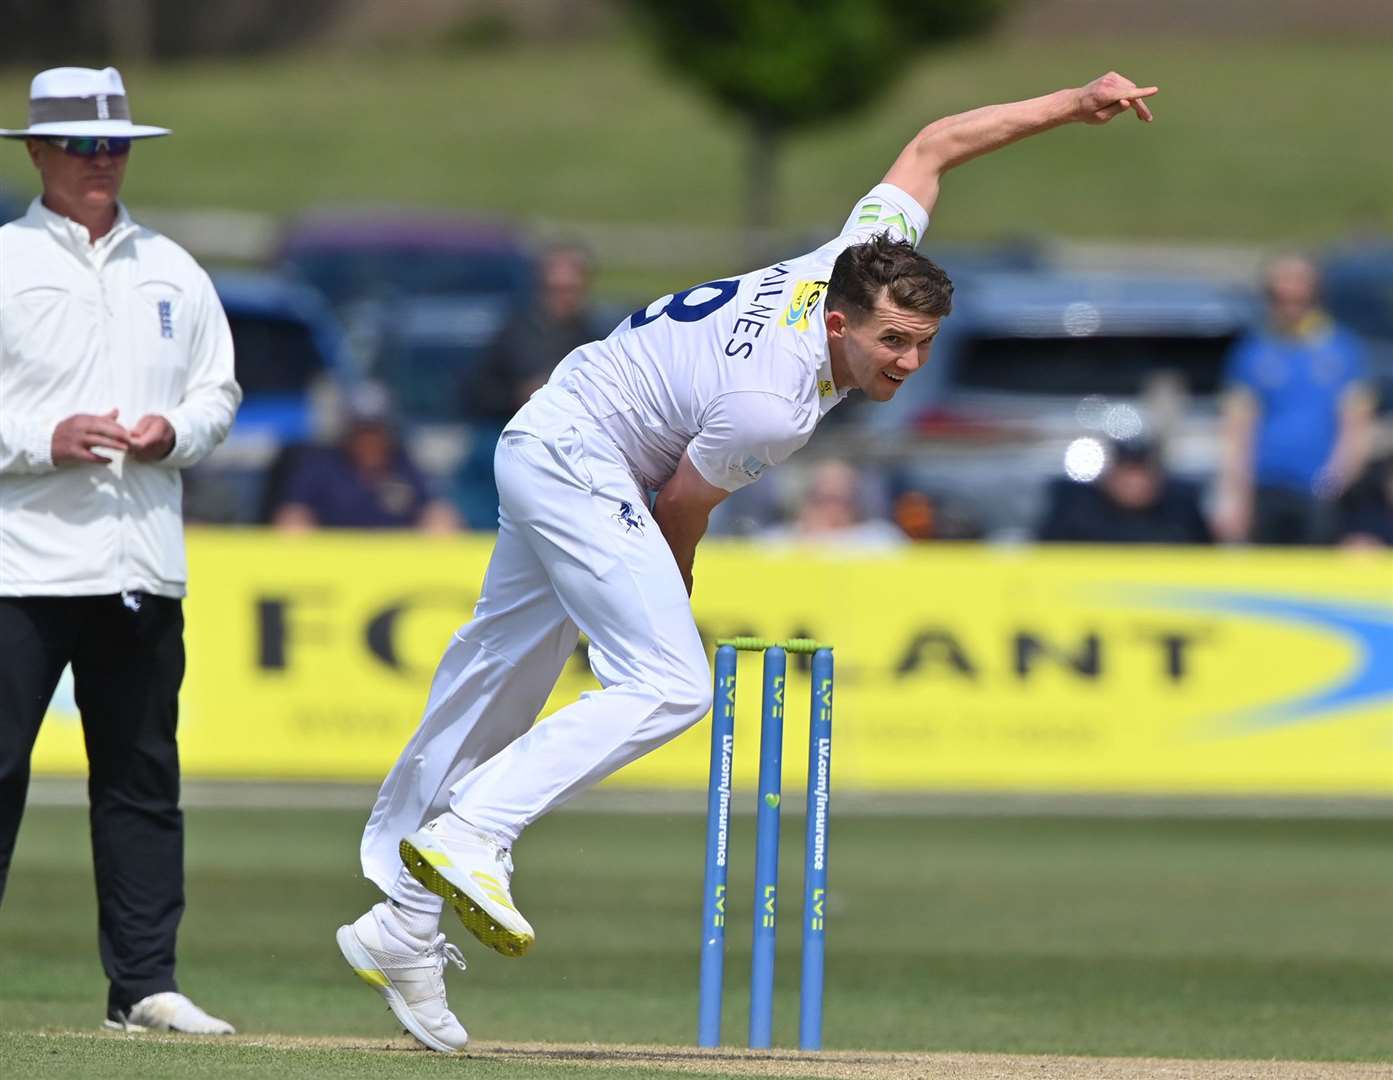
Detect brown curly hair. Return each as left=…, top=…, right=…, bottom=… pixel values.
left=827, top=232, right=953, bottom=323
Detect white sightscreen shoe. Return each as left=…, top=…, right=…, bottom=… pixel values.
left=399, top=819, right=535, bottom=958
left=104, top=992, right=235, bottom=1034
left=336, top=910, right=468, bottom=1053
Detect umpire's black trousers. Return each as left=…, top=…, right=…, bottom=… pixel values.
left=0, top=594, right=185, bottom=1017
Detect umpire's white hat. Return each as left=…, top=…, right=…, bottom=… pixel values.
left=0, top=67, right=171, bottom=139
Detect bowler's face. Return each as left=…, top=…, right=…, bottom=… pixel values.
left=827, top=292, right=941, bottom=402
left=28, top=138, right=127, bottom=221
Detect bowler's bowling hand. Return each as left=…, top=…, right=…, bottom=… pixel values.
left=1075, top=72, right=1158, bottom=124
left=128, top=414, right=176, bottom=462
left=51, top=409, right=130, bottom=465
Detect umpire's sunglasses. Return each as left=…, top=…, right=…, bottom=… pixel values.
left=43, top=136, right=132, bottom=158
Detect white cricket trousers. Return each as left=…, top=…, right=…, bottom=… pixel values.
left=360, top=388, right=713, bottom=896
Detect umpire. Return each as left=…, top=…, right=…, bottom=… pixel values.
left=0, top=68, right=240, bottom=1034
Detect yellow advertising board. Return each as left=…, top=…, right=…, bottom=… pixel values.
left=31, top=531, right=1393, bottom=795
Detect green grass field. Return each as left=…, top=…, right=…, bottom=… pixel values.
left=1, top=35, right=1389, bottom=254
left=2, top=799, right=1390, bottom=1077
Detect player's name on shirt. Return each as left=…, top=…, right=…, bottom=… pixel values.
left=724, top=262, right=793, bottom=359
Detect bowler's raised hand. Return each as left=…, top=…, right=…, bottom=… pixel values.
left=1076, top=72, right=1158, bottom=124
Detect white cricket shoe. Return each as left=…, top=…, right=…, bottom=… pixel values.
left=336, top=910, right=469, bottom=1053
left=399, top=819, right=535, bottom=958
left=104, top=992, right=235, bottom=1035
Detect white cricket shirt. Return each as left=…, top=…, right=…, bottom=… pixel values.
left=517, top=184, right=928, bottom=491
left=0, top=199, right=241, bottom=597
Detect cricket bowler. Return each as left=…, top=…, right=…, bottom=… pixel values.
left=337, top=71, right=1159, bottom=1051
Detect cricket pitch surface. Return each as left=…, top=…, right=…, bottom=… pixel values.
left=203, top=1035, right=1393, bottom=1078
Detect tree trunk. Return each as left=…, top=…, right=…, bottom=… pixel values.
left=744, top=111, right=782, bottom=269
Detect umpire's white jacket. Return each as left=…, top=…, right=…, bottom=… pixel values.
left=0, top=199, right=241, bottom=597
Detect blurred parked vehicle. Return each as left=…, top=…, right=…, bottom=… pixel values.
left=275, top=212, right=537, bottom=434
left=277, top=212, right=534, bottom=311
left=1321, top=242, right=1393, bottom=410
left=214, top=270, right=347, bottom=445
left=855, top=270, right=1256, bottom=537
left=369, top=293, right=513, bottom=425
left=183, top=271, right=348, bottom=523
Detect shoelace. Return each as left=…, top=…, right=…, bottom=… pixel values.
left=421, top=935, right=466, bottom=1011
left=477, top=831, right=516, bottom=878
left=428, top=934, right=468, bottom=975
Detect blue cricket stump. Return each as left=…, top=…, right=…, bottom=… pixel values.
left=698, top=638, right=833, bottom=1051
left=697, top=644, right=738, bottom=1048
left=799, top=647, right=834, bottom=1051
left=748, top=646, right=786, bottom=1048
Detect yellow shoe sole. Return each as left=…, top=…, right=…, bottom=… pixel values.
left=399, top=838, right=534, bottom=958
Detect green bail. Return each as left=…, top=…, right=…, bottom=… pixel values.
left=716, top=637, right=833, bottom=654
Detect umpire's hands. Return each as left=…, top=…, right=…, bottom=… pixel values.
left=1075, top=72, right=1158, bottom=124
left=51, top=409, right=130, bottom=465
left=128, top=414, right=176, bottom=462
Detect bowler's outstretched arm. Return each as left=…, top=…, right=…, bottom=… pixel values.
left=884, top=71, right=1159, bottom=215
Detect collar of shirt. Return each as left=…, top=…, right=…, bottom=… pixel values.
left=813, top=352, right=841, bottom=415
left=807, top=319, right=846, bottom=415
left=1269, top=310, right=1334, bottom=343
left=815, top=348, right=847, bottom=415
left=28, top=196, right=137, bottom=268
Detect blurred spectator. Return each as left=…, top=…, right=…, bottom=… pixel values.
left=466, top=242, right=608, bottom=424
left=1037, top=436, right=1211, bottom=544
left=888, top=478, right=986, bottom=542
left=761, top=460, right=906, bottom=547
left=1215, top=255, right=1375, bottom=544
left=271, top=383, right=458, bottom=533
left=1336, top=454, right=1393, bottom=548
left=891, top=486, right=938, bottom=541
left=454, top=242, right=609, bottom=528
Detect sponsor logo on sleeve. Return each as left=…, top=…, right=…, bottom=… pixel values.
left=782, top=279, right=828, bottom=333
left=854, top=200, right=920, bottom=245
left=737, top=455, right=768, bottom=481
